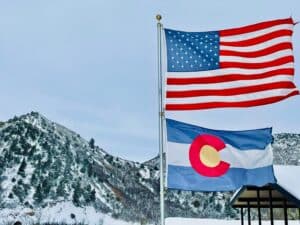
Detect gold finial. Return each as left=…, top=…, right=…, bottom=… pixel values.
left=156, top=14, right=162, bottom=22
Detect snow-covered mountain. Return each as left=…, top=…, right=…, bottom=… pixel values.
left=0, top=112, right=299, bottom=224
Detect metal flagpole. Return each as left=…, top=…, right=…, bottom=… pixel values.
left=156, top=14, right=165, bottom=225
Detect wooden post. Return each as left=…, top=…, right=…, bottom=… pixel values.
left=283, top=200, right=288, bottom=225
left=241, top=208, right=244, bottom=225
left=269, top=189, right=274, bottom=225
left=247, top=201, right=251, bottom=225
left=257, top=190, right=262, bottom=225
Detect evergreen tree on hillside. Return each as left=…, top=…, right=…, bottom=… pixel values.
left=73, top=181, right=82, bottom=206
left=90, top=189, right=96, bottom=202
left=224, top=201, right=238, bottom=218
left=30, top=173, right=38, bottom=186
left=41, top=178, right=51, bottom=195
left=87, top=163, right=93, bottom=177
left=56, top=181, right=66, bottom=197
left=3, top=149, right=13, bottom=163
left=10, top=140, right=22, bottom=155
left=33, top=184, right=43, bottom=203
left=12, top=180, right=29, bottom=202
left=28, top=145, right=36, bottom=159
left=18, top=159, right=27, bottom=177
left=89, top=138, right=95, bottom=149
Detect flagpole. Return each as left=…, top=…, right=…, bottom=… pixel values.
left=156, top=14, right=165, bottom=225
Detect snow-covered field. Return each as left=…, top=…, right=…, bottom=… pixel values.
left=0, top=202, right=139, bottom=225
left=166, top=217, right=300, bottom=225
left=1, top=203, right=300, bottom=225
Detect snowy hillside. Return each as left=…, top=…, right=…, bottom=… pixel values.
left=273, top=133, right=300, bottom=165
left=0, top=112, right=162, bottom=223
left=0, top=112, right=299, bottom=224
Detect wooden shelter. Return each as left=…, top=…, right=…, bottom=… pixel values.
left=230, top=166, right=300, bottom=225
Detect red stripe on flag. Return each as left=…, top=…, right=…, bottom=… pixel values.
left=220, top=42, right=293, bottom=58
left=167, top=81, right=296, bottom=98
left=220, top=56, right=294, bottom=69
left=165, top=90, right=299, bottom=110
left=167, top=68, right=294, bottom=85
left=220, top=18, right=293, bottom=37
left=220, top=30, right=292, bottom=47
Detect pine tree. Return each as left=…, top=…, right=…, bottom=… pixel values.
left=224, top=201, right=237, bottom=218
left=28, top=146, right=36, bottom=159
left=87, top=164, right=93, bottom=177
left=33, top=184, right=43, bottom=203
left=18, top=159, right=27, bottom=177
left=73, top=181, right=81, bottom=206
left=42, top=178, right=51, bottom=195
left=12, top=181, right=26, bottom=202
left=192, top=200, right=200, bottom=208
left=56, top=181, right=66, bottom=197
left=8, top=193, right=13, bottom=199
left=10, top=140, right=22, bottom=155
left=90, top=189, right=96, bottom=202
left=30, top=173, right=38, bottom=186
left=89, top=138, right=95, bottom=149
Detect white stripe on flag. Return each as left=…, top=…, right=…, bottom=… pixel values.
left=167, top=142, right=273, bottom=169
left=220, top=49, right=293, bottom=63
left=167, top=75, right=294, bottom=91
left=220, top=36, right=291, bottom=52
left=220, top=24, right=293, bottom=42
left=166, top=88, right=298, bottom=104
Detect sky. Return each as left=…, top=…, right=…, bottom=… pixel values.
left=0, top=0, right=300, bottom=162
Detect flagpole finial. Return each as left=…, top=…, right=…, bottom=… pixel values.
left=156, top=14, right=162, bottom=22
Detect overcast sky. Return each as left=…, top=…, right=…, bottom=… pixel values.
left=0, top=0, right=300, bottom=162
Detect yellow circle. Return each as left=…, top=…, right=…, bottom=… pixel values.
left=199, top=145, right=221, bottom=167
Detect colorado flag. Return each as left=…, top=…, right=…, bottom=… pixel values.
left=166, top=119, right=276, bottom=191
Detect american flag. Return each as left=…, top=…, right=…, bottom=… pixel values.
left=164, top=18, right=299, bottom=110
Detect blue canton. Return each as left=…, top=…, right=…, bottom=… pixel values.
left=165, top=29, right=220, bottom=72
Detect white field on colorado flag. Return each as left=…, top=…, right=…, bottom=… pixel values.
left=167, top=142, right=273, bottom=169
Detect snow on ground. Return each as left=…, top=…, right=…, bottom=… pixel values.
left=166, top=218, right=300, bottom=225
left=139, top=168, right=150, bottom=179
left=0, top=202, right=140, bottom=225
left=274, top=165, right=300, bottom=200
left=1, top=209, right=300, bottom=225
